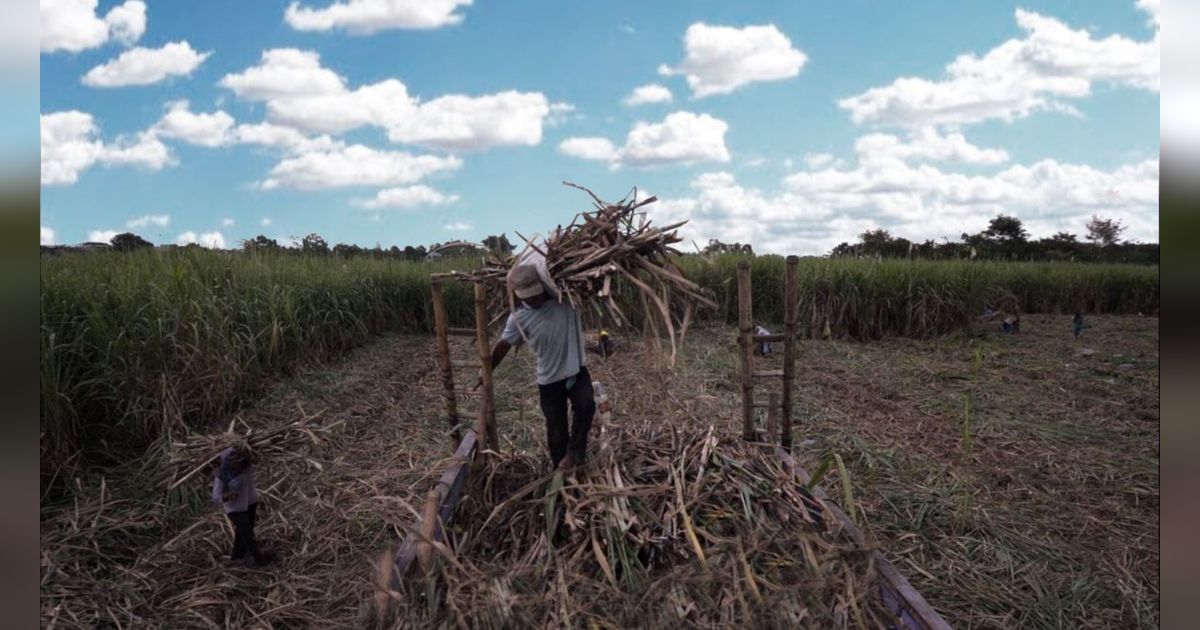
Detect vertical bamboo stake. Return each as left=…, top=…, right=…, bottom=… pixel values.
left=736, top=261, right=754, bottom=441
left=430, top=277, right=460, bottom=446
left=416, top=489, right=440, bottom=575
left=474, top=281, right=499, bottom=453
left=782, top=255, right=798, bottom=452
left=766, top=392, right=779, bottom=444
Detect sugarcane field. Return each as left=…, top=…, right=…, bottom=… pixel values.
left=38, top=2, right=1164, bottom=628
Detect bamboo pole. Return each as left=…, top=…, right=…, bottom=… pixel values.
left=766, top=392, right=779, bottom=444
left=416, top=489, right=440, bottom=575
left=736, top=261, right=754, bottom=441
left=782, top=255, right=798, bottom=452
left=474, top=281, right=499, bottom=452
left=430, top=277, right=460, bottom=446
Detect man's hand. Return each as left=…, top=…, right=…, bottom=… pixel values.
left=222, top=490, right=238, bottom=502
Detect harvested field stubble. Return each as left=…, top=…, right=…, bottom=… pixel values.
left=39, top=314, right=1158, bottom=628
left=40, top=336, right=450, bottom=628
left=387, top=420, right=895, bottom=629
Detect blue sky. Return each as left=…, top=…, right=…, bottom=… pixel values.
left=40, top=0, right=1159, bottom=253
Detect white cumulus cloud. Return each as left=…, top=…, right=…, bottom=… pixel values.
left=839, top=6, right=1159, bottom=127
left=652, top=150, right=1159, bottom=255
left=854, top=127, right=1009, bottom=166
left=126, top=214, right=170, bottom=229
left=658, top=23, right=808, bottom=98
left=353, top=185, right=460, bottom=209
left=41, top=0, right=146, bottom=53
left=559, top=111, right=730, bottom=168
left=222, top=217, right=235, bottom=227
left=261, top=217, right=273, bottom=227
left=83, top=41, right=210, bottom=88
left=623, top=84, right=673, bottom=106
left=88, top=229, right=119, bottom=243
left=258, top=144, right=461, bottom=190
left=41, top=226, right=57, bottom=246
left=233, top=122, right=342, bottom=154
left=103, top=0, right=145, bottom=45
left=152, top=101, right=236, bottom=147
left=219, top=49, right=555, bottom=151
left=557, top=137, right=618, bottom=162
left=285, top=0, right=471, bottom=34
left=176, top=231, right=227, bottom=248
left=443, top=221, right=472, bottom=231
left=219, top=49, right=345, bottom=101
left=41, top=110, right=172, bottom=186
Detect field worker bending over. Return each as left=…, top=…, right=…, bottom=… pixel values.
left=489, top=265, right=595, bottom=472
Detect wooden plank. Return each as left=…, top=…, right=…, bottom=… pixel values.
left=474, top=282, right=499, bottom=452
left=430, top=278, right=460, bottom=446
left=451, top=360, right=481, bottom=370
left=391, top=430, right=478, bottom=588
left=782, top=255, right=798, bottom=452
left=774, top=446, right=951, bottom=630
left=765, top=393, right=779, bottom=444
left=753, top=369, right=784, bottom=378
left=447, top=327, right=476, bottom=337
left=751, top=333, right=785, bottom=343
left=736, top=261, right=754, bottom=441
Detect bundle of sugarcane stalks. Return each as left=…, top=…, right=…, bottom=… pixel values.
left=459, top=182, right=716, bottom=363
left=382, top=419, right=895, bottom=629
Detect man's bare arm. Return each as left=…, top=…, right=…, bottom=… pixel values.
left=490, top=339, right=511, bottom=370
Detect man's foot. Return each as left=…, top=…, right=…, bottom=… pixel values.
left=556, top=452, right=577, bottom=471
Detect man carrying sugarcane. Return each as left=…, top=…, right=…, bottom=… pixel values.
left=488, top=265, right=595, bottom=472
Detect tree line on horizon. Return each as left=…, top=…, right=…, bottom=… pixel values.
left=825, top=214, right=1157, bottom=264
left=44, top=213, right=1156, bottom=265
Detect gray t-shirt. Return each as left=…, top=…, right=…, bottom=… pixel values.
left=501, top=300, right=587, bottom=385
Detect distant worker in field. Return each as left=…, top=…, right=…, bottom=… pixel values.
left=212, top=445, right=273, bottom=568
left=1073, top=312, right=1085, bottom=338
left=598, top=329, right=613, bottom=357
left=1002, top=314, right=1021, bottom=334
left=754, top=323, right=774, bottom=355
left=489, top=265, right=595, bottom=472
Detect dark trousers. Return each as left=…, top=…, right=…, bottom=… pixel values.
left=538, top=366, right=595, bottom=467
left=227, top=502, right=259, bottom=561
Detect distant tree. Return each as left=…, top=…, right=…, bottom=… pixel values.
left=242, top=235, right=280, bottom=252
left=1085, top=215, right=1125, bottom=247
left=983, top=215, right=1029, bottom=243
left=482, top=234, right=514, bottom=256
left=301, top=233, right=329, bottom=255
left=703, top=239, right=753, bottom=255
left=1048, top=231, right=1078, bottom=244
left=332, top=243, right=362, bottom=258
left=109, top=232, right=153, bottom=252
left=829, top=242, right=855, bottom=257
left=859, top=229, right=892, bottom=256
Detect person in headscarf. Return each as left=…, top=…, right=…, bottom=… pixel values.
left=754, top=323, right=774, bottom=355
left=212, top=446, right=271, bottom=567
left=1073, top=312, right=1085, bottom=338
